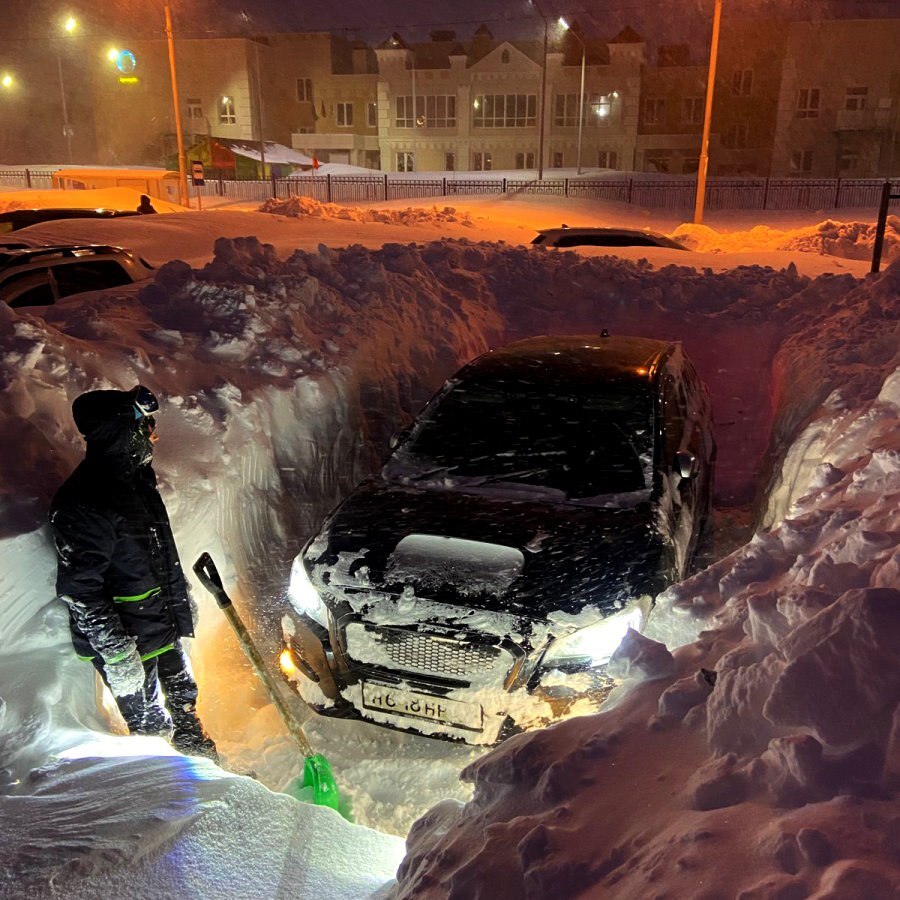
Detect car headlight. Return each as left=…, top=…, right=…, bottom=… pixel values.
left=288, top=557, right=329, bottom=628
left=541, top=605, right=643, bottom=670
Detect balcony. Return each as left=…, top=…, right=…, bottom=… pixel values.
left=834, top=107, right=894, bottom=132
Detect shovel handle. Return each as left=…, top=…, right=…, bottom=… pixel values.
left=193, top=552, right=232, bottom=609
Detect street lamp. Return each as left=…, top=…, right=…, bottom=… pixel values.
left=1, top=73, right=14, bottom=90
left=163, top=2, right=190, bottom=206
left=694, top=0, right=724, bottom=224
left=559, top=18, right=586, bottom=175
left=57, top=14, right=77, bottom=163
left=530, top=0, right=549, bottom=180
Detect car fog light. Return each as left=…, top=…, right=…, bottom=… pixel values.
left=288, top=556, right=329, bottom=627
left=542, top=605, right=643, bottom=670
left=279, top=646, right=299, bottom=679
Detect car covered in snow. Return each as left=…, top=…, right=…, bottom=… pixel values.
left=0, top=244, right=153, bottom=308
left=280, top=334, right=715, bottom=744
left=0, top=207, right=139, bottom=233
left=532, top=226, right=687, bottom=251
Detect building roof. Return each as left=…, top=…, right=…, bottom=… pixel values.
left=609, top=25, right=644, bottom=44
left=214, top=138, right=313, bottom=167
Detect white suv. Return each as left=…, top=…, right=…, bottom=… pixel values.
left=0, top=245, right=153, bottom=308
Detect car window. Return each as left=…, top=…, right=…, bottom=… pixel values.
left=394, top=378, right=653, bottom=497
left=4, top=270, right=55, bottom=308
left=555, top=233, right=663, bottom=249
left=53, top=260, right=134, bottom=297
left=531, top=234, right=547, bottom=245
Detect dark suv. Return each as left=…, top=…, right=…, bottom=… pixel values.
left=280, top=334, right=715, bottom=744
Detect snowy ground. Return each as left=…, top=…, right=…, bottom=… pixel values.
left=1, top=192, right=899, bottom=896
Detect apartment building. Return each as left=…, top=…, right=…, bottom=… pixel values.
left=771, top=19, right=900, bottom=178
left=636, top=20, right=788, bottom=176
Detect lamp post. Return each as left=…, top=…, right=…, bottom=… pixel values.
left=531, top=1, right=549, bottom=180
left=694, top=0, right=723, bottom=224
left=559, top=18, right=586, bottom=175
left=56, top=15, right=77, bottom=164
left=1, top=73, right=14, bottom=90
left=164, top=2, right=189, bottom=207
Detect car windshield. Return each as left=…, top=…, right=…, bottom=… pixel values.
left=386, top=376, right=653, bottom=499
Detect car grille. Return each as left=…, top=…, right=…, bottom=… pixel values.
left=344, top=622, right=508, bottom=682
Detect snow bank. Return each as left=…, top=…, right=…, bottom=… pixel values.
left=0, top=187, right=184, bottom=214
left=259, top=195, right=475, bottom=228
left=674, top=216, right=900, bottom=262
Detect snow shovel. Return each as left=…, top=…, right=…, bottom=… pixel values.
left=192, top=552, right=345, bottom=817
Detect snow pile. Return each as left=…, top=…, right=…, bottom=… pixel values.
left=259, top=195, right=475, bottom=228
left=2, top=226, right=900, bottom=890
left=673, top=216, right=899, bottom=261
left=0, top=187, right=184, bottom=214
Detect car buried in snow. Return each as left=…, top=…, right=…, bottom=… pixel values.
left=280, top=334, right=715, bottom=744
left=531, top=226, right=688, bottom=251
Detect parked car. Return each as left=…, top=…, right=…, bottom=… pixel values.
left=0, top=245, right=153, bottom=308
left=0, top=208, right=139, bottom=233
left=532, top=226, right=688, bottom=251
left=280, top=333, right=716, bottom=744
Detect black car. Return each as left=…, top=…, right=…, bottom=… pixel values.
left=532, top=226, right=687, bottom=251
left=280, top=334, right=715, bottom=744
left=0, top=208, right=139, bottom=233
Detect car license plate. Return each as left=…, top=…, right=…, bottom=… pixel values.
left=361, top=681, right=483, bottom=731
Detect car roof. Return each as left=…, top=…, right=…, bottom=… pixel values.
left=537, top=226, right=673, bottom=240
left=0, top=208, right=136, bottom=217
left=460, top=334, right=677, bottom=386
left=0, top=244, right=133, bottom=270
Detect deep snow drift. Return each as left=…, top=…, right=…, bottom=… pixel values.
left=1, top=211, right=899, bottom=896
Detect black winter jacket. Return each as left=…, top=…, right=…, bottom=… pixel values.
left=49, top=391, right=193, bottom=662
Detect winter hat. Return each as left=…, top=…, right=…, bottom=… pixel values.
left=72, top=390, right=136, bottom=443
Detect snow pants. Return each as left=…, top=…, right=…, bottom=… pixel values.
left=93, top=639, right=217, bottom=759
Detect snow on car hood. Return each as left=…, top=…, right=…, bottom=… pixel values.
left=304, top=477, right=665, bottom=621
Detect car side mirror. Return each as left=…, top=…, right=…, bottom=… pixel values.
left=675, top=450, right=698, bottom=480
left=389, top=426, right=412, bottom=450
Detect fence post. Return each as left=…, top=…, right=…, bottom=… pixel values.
left=326, top=173, right=332, bottom=203
left=271, top=172, right=277, bottom=198
left=626, top=178, right=633, bottom=204
left=218, top=172, right=224, bottom=196
left=762, top=177, right=770, bottom=210
left=442, top=176, right=447, bottom=196
left=833, top=178, right=842, bottom=209
left=871, top=181, right=894, bottom=274
left=25, top=168, right=32, bottom=189
left=564, top=178, right=569, bottom=197
left=383, top=173, right=388, bottom=201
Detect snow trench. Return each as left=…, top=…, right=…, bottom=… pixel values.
left=2, top=238, right=900, bottom=895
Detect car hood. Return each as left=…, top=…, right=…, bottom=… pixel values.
left=304, top=477, right=665, bottom=621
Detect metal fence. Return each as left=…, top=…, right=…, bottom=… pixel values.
left=3, top=167, right=899, bottom=212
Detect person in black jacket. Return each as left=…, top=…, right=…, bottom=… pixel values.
left=136, top=194, right=158, bottom=214
left=50, top=386, right=217, bottom=759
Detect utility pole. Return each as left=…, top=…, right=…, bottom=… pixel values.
left=164, top=2, right=189, bottom=207
left=694, top=0, right=723, bottom=224
left=537, top=12, right=548, bottom=180
left=55, top=48, right=73, bottom=164
left=253, top=41, right=267, bottom=178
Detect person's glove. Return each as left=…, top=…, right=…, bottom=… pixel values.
left=103, top=646, right=146, bottom=698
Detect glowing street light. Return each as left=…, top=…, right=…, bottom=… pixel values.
left=64, top=16, right=78, bottom=34
left=107, top=47, right=120, bottom=63
left=1, top=73, right=14, bottom=90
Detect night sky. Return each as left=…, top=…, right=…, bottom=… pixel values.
left=6, top=0, right=899, bottom=47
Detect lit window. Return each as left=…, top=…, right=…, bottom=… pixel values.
left=473, top=94, right=536, bottom=128
left=336, top=102, right=353, bottom=127
left=219, top=96, right=236, bottom=125
left=395, top=95, right=456, bottom=128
